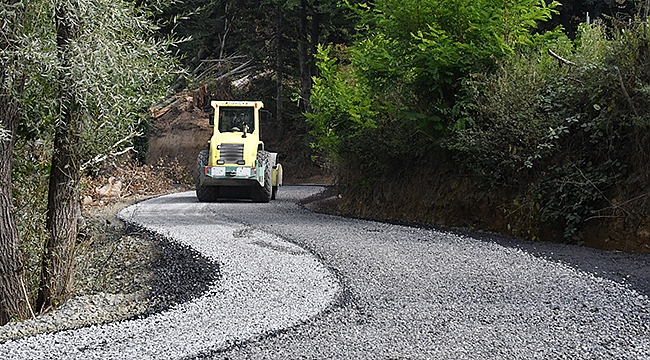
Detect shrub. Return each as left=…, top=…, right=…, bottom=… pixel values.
left=450, top=21, right=650, bottom=242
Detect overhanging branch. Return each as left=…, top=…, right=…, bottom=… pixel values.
left=548, top=49, right=577, bottom=67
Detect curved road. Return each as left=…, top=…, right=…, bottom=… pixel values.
left=2, top=186, right=649, bottom=359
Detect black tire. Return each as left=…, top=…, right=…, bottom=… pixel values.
left=251, top=150, right=272, bottom=203
left=195, top=150, right=219, bottom=202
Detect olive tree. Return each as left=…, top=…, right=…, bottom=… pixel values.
left=34, top=0, right=176, bottom=312
left=1, top=0, right=176, bottom=319
left=0, top=0, right=32, bottom=325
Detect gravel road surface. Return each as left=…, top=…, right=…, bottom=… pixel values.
left=2, top=186, right=649, bottom=359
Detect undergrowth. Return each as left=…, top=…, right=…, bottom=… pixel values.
left=449, top=22, right=650, bottom=243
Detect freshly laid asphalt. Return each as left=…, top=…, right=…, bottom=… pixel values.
left=1, top=186, right=648, bottom=359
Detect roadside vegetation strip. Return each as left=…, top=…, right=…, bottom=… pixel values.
left=0, top=226, right=219, bottom=343
left=0, top=197, right=221, bottom=344
left=0, top=192, right=340, bottom=359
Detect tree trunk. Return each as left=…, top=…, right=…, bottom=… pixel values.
left=309, top=0, right=322, bottom=80
left=0, top=0, right=31, bottom=326
left=36, top=112, right=82, bottom=313
left=297, top=0, right=312, bottom=113
left=297, top=0, right=322, bottom=115
left=643, top=0, right=650, bottom=39
left=37, top=1, right=82, bottom=313
left=275, top=7, right=284, bottom=134
left=0, top=72, right=31, bottom=326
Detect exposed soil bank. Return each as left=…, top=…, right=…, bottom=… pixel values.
left=327, top=166, right=650, bottom=254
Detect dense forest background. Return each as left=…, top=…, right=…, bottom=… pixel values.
left=1, top=0, right=649, bottom=323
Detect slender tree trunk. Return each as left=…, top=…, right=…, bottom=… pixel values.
left=297, top=0, right=322, bottom=114
left=37, top=1, right=82, bottom=313
left=643, top=0, right=650, bottom=39
left=297, top=0, right=312, bottom=113
left=218, top=2, right=232, bottom=59
left=309, top=0, right=321, bottom=79
left=275, top=7, right=284, bottom=134
left=0, top=0, right=31, bottom=326
left=37, top=112, right=82, bottom=313
left=0, top=73, right=31, bottom=326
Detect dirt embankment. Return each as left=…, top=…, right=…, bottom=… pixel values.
left=147, top=98, right=213, bottom=180
left=331, top=163, right=650, bottom=254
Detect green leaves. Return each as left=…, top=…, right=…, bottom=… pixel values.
left=22, top=0, right=178, bottom=166
left=348, top=0, right=559, bottom=92
left=307, top=44, right=378, bottom=158
left=449, top=20, right=650, bottom=243
left=310, top=0, right=559, bottom=162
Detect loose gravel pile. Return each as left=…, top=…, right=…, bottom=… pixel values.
left=0, top=217, right=219, bottom=343
left=1, top=186, right=648, bottom=359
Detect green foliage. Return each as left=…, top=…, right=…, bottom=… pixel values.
left=16, top=0, right=178, bottom=169
left=535, top=159, right=626, bottom=242
left=342, top=0, right=559, bottom=131
left=310, top=0, right=559, bottom=164
left=450, top=22, right=650, bottom=242
left=307, top=45, right=378, bottom=159
left=310, top=0, right=560, bottom=192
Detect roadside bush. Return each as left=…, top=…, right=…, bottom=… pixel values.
left=308, top=45, right=433, bottom=194
left=450, top=21, right=650, bottom=242
left=309, top=0, right=558, bottom=191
